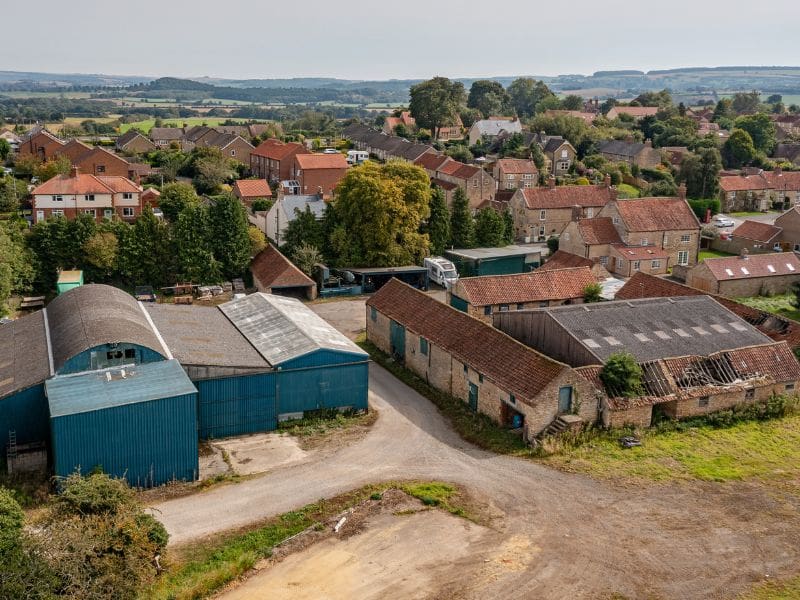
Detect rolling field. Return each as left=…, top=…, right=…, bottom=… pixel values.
left=120, top=117, right=271, bottom=133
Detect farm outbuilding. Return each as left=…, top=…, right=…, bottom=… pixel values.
left=445, top=245, right=545, bottom=277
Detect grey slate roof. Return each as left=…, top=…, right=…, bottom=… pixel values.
left=471, top=119, right=522, bottom=137
left=219, top=293, right=366, bottom=366
left=46, top=284, right=167, bottom=372
left=598, top=140, right=647, bottom=157
left=0, top=311, right=50, bottom=399
left=47, top=359, right=196, bottom=418
left=542, top=296, right=771, bottom=362
left=280, top=195, right=326, bottom=220
left=145, top=304, right=268, bottom=369
left=149, top=127, right=185, bottom=141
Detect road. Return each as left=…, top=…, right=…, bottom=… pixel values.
left=152, top=365, right=800, bottom=598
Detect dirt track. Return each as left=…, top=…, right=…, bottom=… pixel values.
left=151, top=302, right=800, bottom=599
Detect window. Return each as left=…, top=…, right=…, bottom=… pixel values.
left=472, top=180, right=479, bottom=188
left=698, top=396, right=710, bottom=407
left=85, top=194, right=95, bottom=201
left=539, top=209, right=546, bottom=221
left=506, top=174, right=515, bottom=180
left=370, top=307, right=377, bottom=322
left=539, top=300, right=549, bottom=308
left=420, top=337, right=428, bottom=356
left=680, top=234, right=691, bottom=243
left=677, top=250, right=689, bottom=266
left=563, top=232, right=570, bottom=241
left=617, top=259, right=625, bottom=271
left=230, top=149, right=236, bottom=156
left=53, top=195, right=63, bottom=202
left=478, top=373, right=484, bottom=383
left=641, top=238, right=649, bottom=246
left=599, top=255, right=609, bottom=266
left=586, top=208, right=593, bottom=218
left=633, top=260, right=641, bottom=270
left=103, top=209, right=113, bottom=219
left=523, top=182, right=534, bottom=188
left=612, top=216, right=620, bottom=224
left=124, top=349, right=135, bottom=359
left=557, top=160, right=570, bottom=171
left=122, top=207, right=135, bottom=217
left=52, top=209, right=64, bottom=217
left=83, top=209, right=96, bottom=217
left=509, top=394, right=516, bottom=404
left=651, top=260, right=661, bottom=269
left=560, top=149, right=568, bottom=158
left=786, top=383, right=796, bottom=391
left=745, top=388, right=755, bottom=400
left=106, top=350, right=123, bottom=360
left=123, top=192, right=133, bottom=200
left=484, top=306, right=492, bottom=316
left=96, top=165, right=106, bottom=173
left=523, top=174, right=533, bottom=180
left=499, top=304, right=509, bottom=312
left=517, top=303, right=524, bottom=310
left=463, top=364, right=468, bottom=374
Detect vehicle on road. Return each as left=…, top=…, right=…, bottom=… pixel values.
left=712, top=215, right=735, bottom=227
left=424, top=256, right=459, bottom=289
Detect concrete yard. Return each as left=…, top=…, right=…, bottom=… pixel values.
left=215, top=433, right=309, bottom=476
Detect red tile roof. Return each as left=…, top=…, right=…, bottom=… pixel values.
left=609, top=106, right=659, bottom=118
left=367, top=279, right=567, bottom=403
left=701, top=252, right=800, bottom=281
left=294, top=153, right=348, bottom=170
left=727, top=342, right=800, bottom=382
left=615, top=197, right=700, bottom=232
left=251, top=139, right=307, bottom=160
left=496, top=158, right=538, bottom=175
left=414, top=153, right=449, bottom=172
left=250, top=244, right=315, bottom=290
left=577, top=217, right=622, bottom=245
left=719, top=170, right=800, bottom=193
left=520, top=185, right=614, bottom=209
left=437, top=159, right=479, bottom=179
left=233, top=179, right=272, bottom=198
left=32, top=173, right=139, bottom=195
left=455, top=267, right=597, bottom=306
left=537, top=250, right=595, bottom=271
left=731, top=220, right=782, bottom=243
left=431, top=177, right=458, bottom=191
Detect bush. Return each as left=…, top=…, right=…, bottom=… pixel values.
left=546, top=236, right=559, bottom=254
left=687, top=198, right=721, bottom=220
left=583, top=282, right=602, bottom=303
left=599, top=352, right=644, bottom=397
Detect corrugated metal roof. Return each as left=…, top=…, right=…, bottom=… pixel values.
left=0, top=311, right=50, bottom=399
left=46, top=359, right=196, bottom=418
left=220, top=293, right=366, bottom=366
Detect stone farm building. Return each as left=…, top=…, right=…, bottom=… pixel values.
left=685, top=251, right=800, bottom=296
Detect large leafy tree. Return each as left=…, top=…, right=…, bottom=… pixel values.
left=731, top=91, right=761, bottom=115
left=679, top=148, right=722, bottom=199
left=330, top=161, right=431, bottom=266
left=173, top=203, right=221, bottom=282
left=208, top=194, right=252, bottom=279
left=280, top=205, right=325, bottom=257
left=158, top=182, right=199, bottom=222
left=118, top=206, right=174, bottom=286
left=449, top=187, right=475, bottom=249
left=467, top=80, right=512, bottom=118
left=427, top=185, right=451, bottom=255
left=507, top=78, right=556, bottom=118
left=722, top=129, right=758, bottom=169
left=409, top=77, right=466, bottom=139
left=475, top=207, right=506, bottom=247
left=734, top=113, right=776, bottom=155
left=0, top=177, right=28, bottom=213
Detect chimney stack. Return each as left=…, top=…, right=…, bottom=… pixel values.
left=740, top=247, right=749, bottom=260
left=644, top=139, right=652, bottom=148
left=678, top=182, right=687, bottom=200
left=548, top=175, right=556, bottom=189
left=775, top=165, right=783, bottom=176
left=70, top=166, right=79, bottom=178
left=604, top=173, right=611, bottom=188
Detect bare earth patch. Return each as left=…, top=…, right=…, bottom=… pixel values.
left=215, top=433, right=309, bottom=476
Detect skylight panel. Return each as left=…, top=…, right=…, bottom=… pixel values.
left=767, top=265, right=776, bottom=273
left=582, top=338, right=601, bottom=349
left=673, top=328, right=691, bottom=338
left=787, top=263, right=796, bottom=272
left=729, top=322, right=748, bottom=331
left=654, top=330, right=671, bottom=340
left=691, top=326, right=710, bottom=336
left=710, top=324, right=729, bottom=333
left=603, top=336, right=622, bottom=346
left=725, top=268, right=734, bottom=277
left=634, top=333, right=651, bottom=342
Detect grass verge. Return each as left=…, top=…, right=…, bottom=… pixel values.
left=278, top=408, right=375, bottom=438
left=742, top=576, right=800, bottom=599
left=736, top=293, right=800, bottom=322
left=699, top=248, right=736, bottom=261
left=144, top=480, right=467, bottom=600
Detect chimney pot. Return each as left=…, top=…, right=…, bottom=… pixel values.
left=678, top=182, right=687, bottom=200
left=548, top=176, right=556, bottom=189
left=70, top=166, right=79, bottom=178
left=644, top=139, right=652, bottom=148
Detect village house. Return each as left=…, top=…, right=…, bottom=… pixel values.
left=141, top=187, right=161, bottom=210
left=774, top=205, right=800, bottom=252
left=597, top=139, right=662, bottom=169
left=435, top=114, right=464, bottom=141
left=448, top=267, right=598, bottom=323
left=342, top=122, right=435, bottom=163
left=494, top=296, right=800, bottom=428
left=468, top=118, right=523, bottom=146
left=685, top=251, right=800, bottom=297
left=115, top=130, right=156, bottom=154
left=719, top=168, right=800, bottom=212
left=713, top=220, right=783, bottom=255
left=537, top=250, right=611, bottom=280
left=250, top=139, right=309, bottom=182
left=262, top=194, right=326, bottom=244
left=605, top=106, right=659, bottom=121
left=0, top=128, right=21, bottom=152
left=18, top=128, right=65, bottom=161
left=366, top=278, right=597, bottom=440
left=181, top=127, right=254, bottom=163
left=508, top=178, right=616, bottom=242
left=291, top=153, right=348, bottom=199
left=773, top=114, right=800, bottom=141
left=232, top=179, right=272, bottom=208
left=56, top=139, right=92, bottom=162
left=149, top=127, right=185, bottom=148
left=533, top=133, right=576, bottom=177
left=414, top=153, right=495, bottom=209
left=32, top=167, right=143, bottom=223
left=382, top=111, right=416, bottom=135
left=774, top=143, right=800, bottom=167
left=250, top=244, right=317, bottom=300
left=493, top=158, right=538, bottom=190
left=70, top=146, right=138, bottom=179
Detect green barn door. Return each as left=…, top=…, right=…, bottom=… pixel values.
left=390, top=320, right=406, bottom=361
left=468, top=382, right=478, bottom=412
left=558, top=386, right=573, bottom=413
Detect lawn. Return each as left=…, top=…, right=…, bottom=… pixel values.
left=120, top=117, right=271, bottom=134
left=699, top=248, right=735, bottom=261
left=736, top=293, right=800, bottom=321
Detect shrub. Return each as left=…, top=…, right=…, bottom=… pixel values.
left=599, top=352, right=644, bottom=398
left=583, top=282, right=602, bottom=303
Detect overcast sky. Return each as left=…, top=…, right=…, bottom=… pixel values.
left=3, top=0, right=797, bottom=80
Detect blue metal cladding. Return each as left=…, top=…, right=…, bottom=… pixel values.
left=0, top=384, right=49, bottom=447
left=58, top=344, right=165, bottom=375
left=50, top=392, right=198, bottom=488
left=278, top=349, right=368, bottom=370
left=195, top=372, right=278, bottom=439
left=278, top=363, right=369, bottom=414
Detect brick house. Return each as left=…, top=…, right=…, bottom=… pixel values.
left=493, top=158, right=538, bottom=191
left=182, top=127, right=254, bottom=164
left=250, top=139, right=309, bottom=182
left=291, top=153, right=348, bottom=198
left=605, top=106, right=659, bottom=121
left=366, top=278, right=597, bottom=440
left=71, top=146, right=136, bottom=179
left=719, top=168, right=800, bottom=212
left=774, top=206, right=800, bottom=252
left=508, top=179, right=616, bottom=242
left=414, top=153, right=495, bottom=209
left=232, top=179, right=272, bottom=208
left=115, top=130, right=156, bottom=154
left=56, top=139, right=92, bottom=162
left=149, top=127, right=185, bottom=148
left=141, top=187, right=161, bottom=209
left=597, top=140, right=662, bottom=169
left=448, top=267, right=598, bottom=323
left=382, top=111, right=416, bottom=135
left=533, top=134, right=576, bottom=176
left=713, top=220, right=783, bottom=255
left=685, top=251, right=800, bottom=296
left=32, top=167, right=143, bottom=223
left=18, top=129, right=65, bottom=161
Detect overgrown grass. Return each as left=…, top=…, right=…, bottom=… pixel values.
left=736, top=293, right=800, bottom=321
left=743, top=576, right=800, bottom=599
left=144, top=480, right=465, bottom=600
left=120, top=117, right=271, bottom=134
left=616, top=183, right=640, bottom=199
left=277, top=408, right=372, bottom=437
left=699, top=248, right=736, bottom=261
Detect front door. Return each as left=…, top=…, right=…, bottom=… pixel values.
left=558, top=386, right=573, bottom=413
left=468, top=382, right=478, bottom=412
left=390, top=320, right=405, bottom=361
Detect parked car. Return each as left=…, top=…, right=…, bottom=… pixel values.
left=712, top=215, right=735, bottom=227
left=424, top=257, right=459, bottom=289
left=322, top=148, right=339, bottom=154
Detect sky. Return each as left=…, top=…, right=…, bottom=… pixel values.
left=3, top=0, right=798, bottom=81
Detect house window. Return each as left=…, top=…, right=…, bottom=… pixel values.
left=561, top=149, right=568, bottom=158
left=698, top=396, right=710, bottom=407
left=122, top=207, right=135, bottom=217
left=507, top=174, right=515, bottom=180
left=745, top=388, right=755, bottom=400
left=53, top=195, right=63, bottom=202
left=420, top=337, right=428, bottom=356
left=83, top=209, right=96, bottom=217
left=124, top=349, right=136, bottom=359
left=52, top=209, right=64, bottom=217
left=472, top=180, right=479, bottom=188
left=612, top=216, right=620, bottom=224
left=123, top=192, right=133, bottom=200
left=641, top=238, right=649, bottom=246
left=677, top=251, right=689, bottom=266
left=557, top=161, right=570, bottom=170
left=680, top=234, right=691, bottom=243
left=96, top=165, right=106, bottom=173
left=586, top=208, right=593, bottom=218
left=499, top=304, right=509, bottom=312
left=651, top=260, right=661, bottom=269
left=84, top=194, right=95, bottom=201
left=633, top=260, right=641, bottom=271
left=617, top=259, right=625, bottom=271
left=370, top=307, right=377, bottom=322
left=787, top=383, right=796, bottom=391
left=103, top=209, right=113, bottom=219
left=484, top=306, right=492, bottom=316
left=539, top=300, right=549, bottom=307
left=599, top=255, right=609, bottom=266
left=478, top=373, right=484, bottom=383
left=539, top=210, right=546, bottom=221
left=524, top=182, right=534, bottom=188
left=523, top=174, right=533, bottom=180
left=509, top=394, right=516, bottom=404
left=230, top=149, right=236, bottom=156
left=517, top=303, right=524, bottom=310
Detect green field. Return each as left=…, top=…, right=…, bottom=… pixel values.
left=0, top=90, right=92, bottom=99
left=120, top=117, right=271, bottom=134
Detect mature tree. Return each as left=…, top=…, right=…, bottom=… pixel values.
left=0, top=177, right=28, bottom=213
left=734, top=113, right=776, bottom=155
left=409, top=77, right=466, bottom=139
left=766, top=94, right=783, bottom=105
left=329, top=161, right=431, bottom=266
left=28, top=213, right=97, bottom=290
left=583, top=282, right=603, bottom=303
left=208, top=194, right=252, bottom=278
left=502, top=209, right=515, bottom=244
left=561, top=95, right=584, bottom=111
left=508, top=78, right=556, bottom=118
left=445, top=144, right=473, bottom=162
left=173, top=204, right=221, bottom=282
left=679, top=148, right=722, bottom=199
left=292, top=243, right=322, bottom=276
left=449, top=187, right=475, bottom=249
left=632, top=89, right=673, bottom=108
left=0, top=138, right=10, bottom=161
left=33, top=155, right=71, bottom=181
left=474, top=207, right=506, bottom=247
left=280, top=205, right=325, bottom=256
left=248, top=226, right=266, bottom=255
left=731, top=91, right=762, bottom=115
left=530, top=142, right=545, bottom=170
left=83, top=231, right=119, bottom=278
left=193, top=152, right=234, bottom=195
left=427, top=186, right=451, bottom=255
left=722, top=129, right=758, bottom=168
left=529, top=113, right=591, bottom=150
left=713, top=98, right=735, bottom=123
left=599, top=351, right=644, bottom=397
left=467, top=80, right=512, bottom=118
left=118, top=206, right=173, bottom=286
left=653, top=116, right=699, bottom=148
left=158, top=182, right=199, bottom=222
left=458, top=107, right=483, bottom=129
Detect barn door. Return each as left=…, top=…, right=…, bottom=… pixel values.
left=468, top=383, right=478, bottom=412
left=390, top=320, right=405, bottom=361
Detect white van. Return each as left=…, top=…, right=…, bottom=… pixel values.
left=424, top=257, right=459, bottom=289
left=347, top=150, right=369, bottom=165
